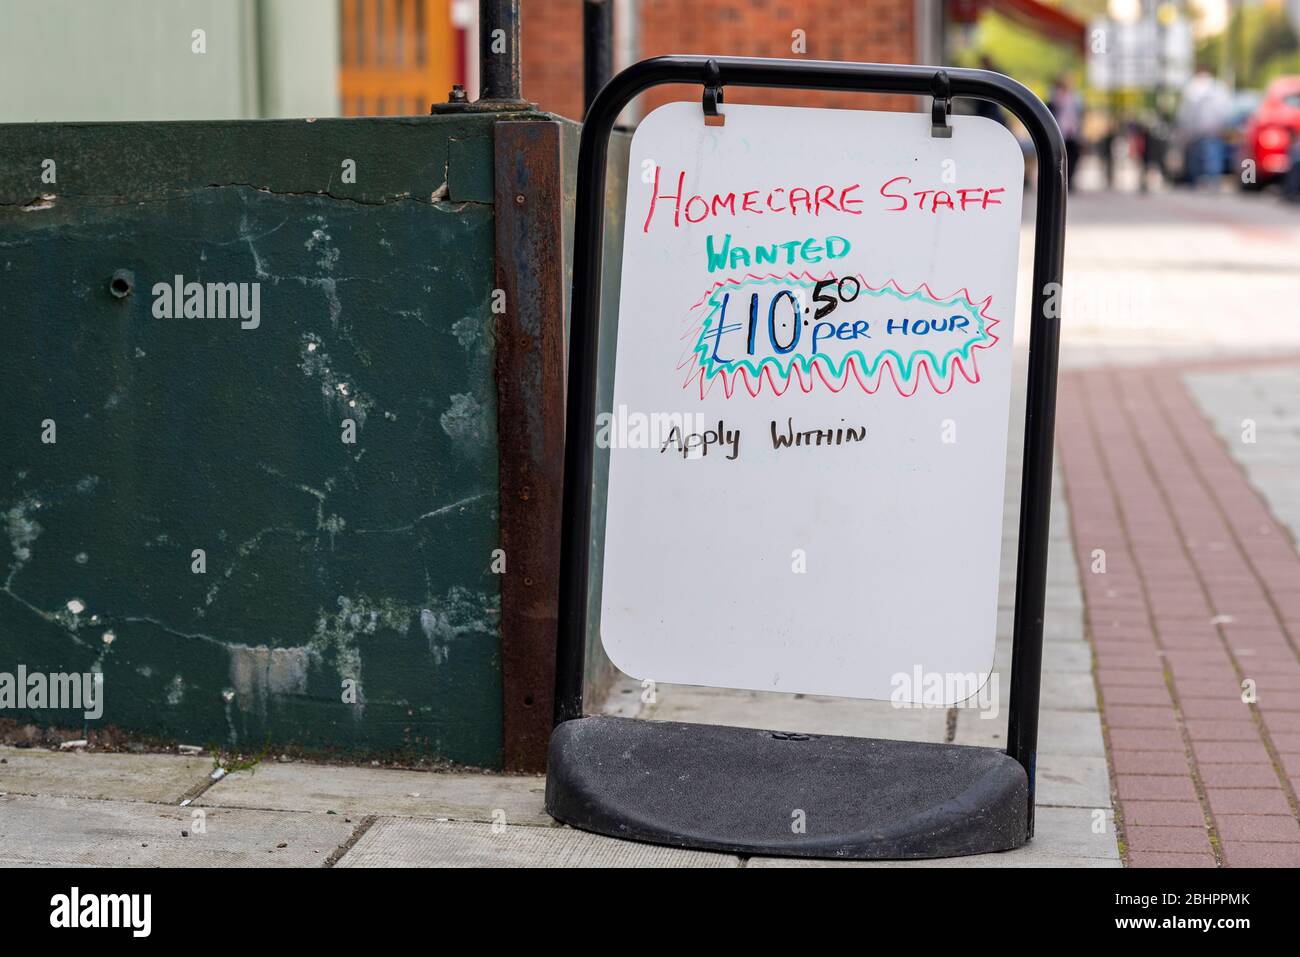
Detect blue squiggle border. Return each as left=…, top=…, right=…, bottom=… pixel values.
left=695, top=278, right=989, bottom=386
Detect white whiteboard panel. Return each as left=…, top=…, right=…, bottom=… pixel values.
left=601, top=102, right=1024, bottom=704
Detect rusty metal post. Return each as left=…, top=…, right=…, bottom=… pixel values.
left=584, top=0, right=614, bottom=114
left=479, top=0, right=523, bottom=104
left=493, top=120, right=567, bottom=771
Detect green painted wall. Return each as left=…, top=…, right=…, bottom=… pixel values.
left=0, top=115, right=505, bottom=765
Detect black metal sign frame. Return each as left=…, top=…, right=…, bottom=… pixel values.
left=550, top=55, right=1066, bottom=852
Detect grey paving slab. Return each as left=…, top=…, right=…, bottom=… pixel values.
left=1036, top=754, right=1113, bottom=809
left=198, top=761, right=551, bottom=826
left=951, top=707, right=1006, bottom=749
left=0, top=793, right=354, bottom=867
left=1044, top=586, right=1085, bottom=611
left=1038, top=710, right=1108, bottom=758
left=1038, top=671, right=1099, bottom=711
left=749, top=807, right=1118, bottom=867
left=990, top=639, right=1094, bottom=677
left=979, top=669, right=1097, bottom=711
left=0, top=746, right=212, bottom=804
left=1185, top=365, right=1300, bottom=549
left=1000, top=607, right=1086, bottom=642
left=335, top=818, right=739, bottom=868
left=999, top=578, right=1083, bottom=610
left=1042, top=640, right=1096, bottom=674
left=748, top=854, right=1119, bottom=868
left=958, top=707, right=1106, bottom=758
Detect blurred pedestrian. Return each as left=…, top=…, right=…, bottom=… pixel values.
left=1283, top=136, right=1300, bottom=203
left=1049, top=74, right=1083, bottom=192
left=1177, top=69, right=1232, bottom=188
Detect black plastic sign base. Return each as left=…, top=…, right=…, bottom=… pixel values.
left=546, top=716, right=1029, bottom=860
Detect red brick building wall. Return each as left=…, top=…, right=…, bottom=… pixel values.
left=522, top=0, right=918, bottom=122
left=519, top=0, right=586, bottom=120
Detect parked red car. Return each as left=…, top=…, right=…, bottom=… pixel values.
left=1240, top=76, right=1300, bottom=189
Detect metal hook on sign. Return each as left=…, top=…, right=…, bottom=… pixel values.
left=931, top=70, right=952, bottom=139
left=703, top=59, right=725, bottom=127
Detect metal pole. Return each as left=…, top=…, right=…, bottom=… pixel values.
left=479, top=0, right=522, bottom=102
left=555, top=60, right=1067, bottom=839
left=584, top=0, right=614, bottom=114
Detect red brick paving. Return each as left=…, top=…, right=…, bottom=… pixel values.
left=1057, top=361, right=1300, bottom=867
left=1127, top=851, right=1219, bottom=867
left=1220, top=843, right=1300, bottom=867
left=1125, top=825, right=1213, bottom=854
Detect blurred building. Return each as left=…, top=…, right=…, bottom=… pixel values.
left=945, top=0, right=1087, bottom=52
left=0, top=0, right=340, bottom=122
left=0, top=0, right=1089, bottom=124
left=338, top=0, right=473, bottom=116
left=0, top=0, right=474, bottom=122
left=521, top=0, right=942, bottom=119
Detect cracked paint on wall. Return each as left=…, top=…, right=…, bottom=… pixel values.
left=419, top=586, right=500, bottom=666
left=6, top=497, right=42, bottom=576
left=299, top=333, right=376, bottom=427
left=440, top=392, right=490, bottom=448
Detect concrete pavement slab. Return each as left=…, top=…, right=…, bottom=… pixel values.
left=1036, top=754, right=1113, bottom=809
left=748, top=854, right=1119, bottom=867
left=1035, top=670, right=1099, bottom=710
left=197, top=762, right=551, bottom=826
left=335, top=818, right=739, bottom=868
left=0, top=793, right=355, bottom=867
left=1185, top=364, right=1300, bottom=547
left=0, top=746, right=213, bottom=804
left=999, top=607, right=1086, bottom=642
left=748, top=807, right=1119, bottom=867
left=991, top=639, right=1094, bottom=676
left=953, top=707, right=1106, bottom=758
left=982, top=669, right=1097, bottom=710
left=1042, top=641, right=1096, bottom=674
